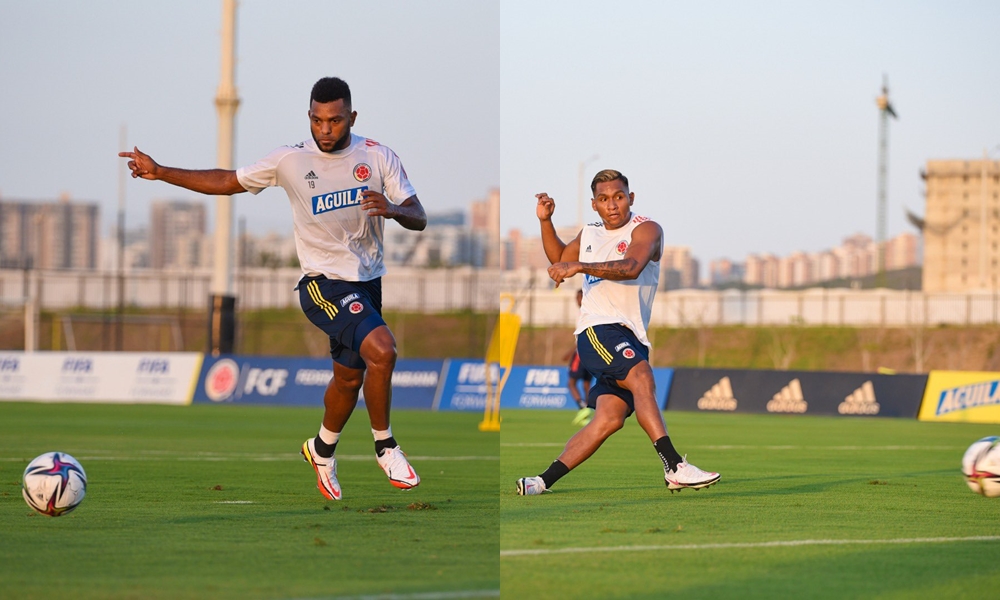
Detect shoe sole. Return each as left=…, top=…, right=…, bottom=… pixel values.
left=301, top=441, right=341, bottom=501
left=665, top=474, right=721, bottom=492
left=386, top=475, right=420, bottom=490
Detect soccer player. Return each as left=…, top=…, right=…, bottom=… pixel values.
left=516, top=169, right=720, bottom=495
left=564, top=289, right=596, bottom=426
left=120, top=77, right=424, bottom=500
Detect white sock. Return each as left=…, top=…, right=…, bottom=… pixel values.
left=318, top=425, right=340, bottom=445
left=372, top=427, right=393, bottom=441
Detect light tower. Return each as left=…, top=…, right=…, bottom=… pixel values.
left=875, top=75, right=897, bottom=286
left=208, top=0, right=241, bottom=355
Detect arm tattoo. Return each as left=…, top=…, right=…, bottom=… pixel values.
left=579, top=259, right=639, bottom=280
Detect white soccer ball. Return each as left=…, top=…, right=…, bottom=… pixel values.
left=21, top=452, right=87, bottom=516
left=962, top=437, right=1000, bottom=498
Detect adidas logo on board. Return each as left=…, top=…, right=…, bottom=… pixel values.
left=696, top=376, right=738, bottom=411
left=838, top=381, right=880, bottom=415
left=766, top=378, right=808, bottom=413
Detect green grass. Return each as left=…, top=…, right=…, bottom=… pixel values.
left=500, top=410, right=1000, bottom=599
left=0, top=403, right=499, bottom=599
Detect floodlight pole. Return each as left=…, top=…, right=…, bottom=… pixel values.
left=208, top=0, right=240, bottom=355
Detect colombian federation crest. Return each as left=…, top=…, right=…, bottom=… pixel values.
left=623, top=348, right=636, bottom=359
left=616, top=241, right=629, bottom=255
left=349, top=301, right=364, bottom=314
left=353, top=163, right=372, bottom=182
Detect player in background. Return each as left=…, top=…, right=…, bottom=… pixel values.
left=119, top=77, right=425, bottom=500
left=517, top=169, right=720, bottom=495
left=564, top=289, right=595, bottom=426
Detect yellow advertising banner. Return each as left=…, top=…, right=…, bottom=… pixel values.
left=918, top=371, right=1000, bottom=423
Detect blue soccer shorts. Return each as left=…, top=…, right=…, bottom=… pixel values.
left=576, top=323, right=650, bottom=416
left=297, top=275, right=386, bottom=369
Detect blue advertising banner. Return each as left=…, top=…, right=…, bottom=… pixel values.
left=193, top=355, right=443, bottom=409
left=494, top=365, right=674, bottom=410
left=433, top=359, right=503, bottom=411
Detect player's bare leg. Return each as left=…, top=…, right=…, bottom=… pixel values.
left=556, top=396, right=629, bottom=468
left=616, top=360, right=666, bottom=442
left=518, top=397, right=627, bottom=495
left=359, top=325, right=419, bottom=489
left=300, top=361, right=363, bottom=501
left=359, top=325, right=396, bottom=429
left=617, top=360, right=719, bottom=492
left=323, top=362, right=365, bottom=432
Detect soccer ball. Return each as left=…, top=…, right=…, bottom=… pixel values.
left=962, top=437, right=1000, bottom=498
left=21, top=452, right=87, bottom=516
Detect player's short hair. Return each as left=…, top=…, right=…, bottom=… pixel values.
left=590, top=169, right=629, bottom=195
left=311, top=77, right=352, bottom=107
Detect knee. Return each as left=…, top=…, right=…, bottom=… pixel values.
left=364, top=335, right=397, bottom=371
left=593, top=415, right=625, bottom=439
left=334, top=371, right=364, bottom=393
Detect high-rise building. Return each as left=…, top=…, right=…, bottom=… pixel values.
left=0, top=196, right=98, bottom=269
left=470, top=188, right=501, bottom=268
left=660, top=246, right=699, bottom=289
left=149, top=200, right=207, bottom=269
left=922, top=159, right=1000, bottom=292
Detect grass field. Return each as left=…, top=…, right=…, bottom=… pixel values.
left=500, top=410, right=1000, bottom=599
left=0, top=403, right=499, bottom=600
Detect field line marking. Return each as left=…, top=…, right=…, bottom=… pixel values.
left=501, top=444, right=960, bottom=450
left=286, top=589, right=500, bottom=600
left=0, top=454, right=497, bottom=463
left=500, top=535, right=1000, bottom=558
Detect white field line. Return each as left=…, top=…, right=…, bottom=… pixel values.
left=0, top=453, right=497, bottom=463
left=287, top=590, right=500, bottom=600
left=213, top=500, right=255, bottom=504
left=500, top=535, right=1000, bottom=558
left=501, top=443, right=961, bottom=451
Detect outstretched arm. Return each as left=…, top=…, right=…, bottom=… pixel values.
left=118, top=147, right=246, bottom=196
left=537, top=193, right=580, bottom=264
left=360, top=193, right=427, bottom=231
left=548, top=221, right=662, bottom=287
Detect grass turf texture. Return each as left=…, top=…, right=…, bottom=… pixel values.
left=0, top=403, right=499, bottom=599
left=501, top=410, right=1000, bottom=599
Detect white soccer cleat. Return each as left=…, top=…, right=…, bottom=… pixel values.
left=377, top=446, right=420, bottom=490
left=301, top=438, right=342, bottom=501
left=516, top=476, right=549, bottom=496
left=664, top=456, right=720, bottom=492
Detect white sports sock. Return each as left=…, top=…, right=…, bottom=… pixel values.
left=371, top=427, right=393, bottom=441
left=318, top=426, right=340, bottom=446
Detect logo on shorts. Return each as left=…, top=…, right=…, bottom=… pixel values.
left=614, top=342, right=631, bottom=352
left=349, top=301, right=364, bottom=314
left=205, top=358, right=240, bottom=402
left=353, top=163, right=372, bottom=182
left=339, top=293, right=360, bottom=307
left=623, top=348, right=636, bottom=359
left=616, top=241, right=628, bottom=255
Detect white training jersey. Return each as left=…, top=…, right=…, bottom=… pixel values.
left=574, top=213, right=661, bottom=348
left=236, top=133, right=417, bottom=281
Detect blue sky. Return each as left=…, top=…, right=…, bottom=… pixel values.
left=1, top=1, right=998, bottom=264
left=499, top=0, right=1000, bottom=261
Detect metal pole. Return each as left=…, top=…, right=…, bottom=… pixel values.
left=116, top=124, right=127, bottom=351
